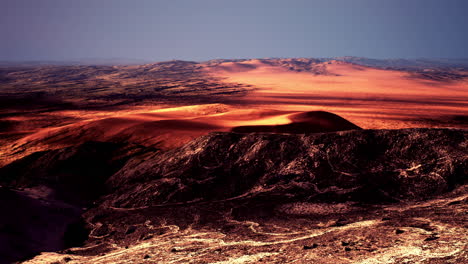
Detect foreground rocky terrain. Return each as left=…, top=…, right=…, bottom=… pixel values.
left=0, top=57, right=467, bottom=263
left=0, top=128, right=466, bottom=263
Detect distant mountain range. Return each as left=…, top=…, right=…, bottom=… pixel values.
left=330, top=57, right=468, bottom=70
left=1, top=57, right=468, bottom=70
left=0, top=58, right=152, bottom=67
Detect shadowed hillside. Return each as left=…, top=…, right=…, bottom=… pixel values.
left=232, top=111, right=361, bottom=133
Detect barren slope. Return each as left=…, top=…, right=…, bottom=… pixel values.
left=0, top=128, right=466, bottom=263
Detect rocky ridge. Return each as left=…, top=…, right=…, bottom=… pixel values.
left=105, top=128, right=467, bottom=208
left=0, top=128, right=466, bottom=263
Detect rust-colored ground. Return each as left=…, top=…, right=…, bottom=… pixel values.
left=1, top=60, right=466, bottom=166
left=0, top=59, right=467, bottom=264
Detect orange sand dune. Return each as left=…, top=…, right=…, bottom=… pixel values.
left=207, top=60, right=468, bottom=129
left=10, top=105, right=310, bottom=150
left=231, top=111, right=361, bottom=134
left=1, top=61, right=467, bottom=166
left=1, top=104, right=362, bottom=166
left=210, top=60, right=467, bottom=97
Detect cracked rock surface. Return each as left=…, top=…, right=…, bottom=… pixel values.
left=106, top=128, right=467, bottom=208
left=0, top=128, right=466, bottom=264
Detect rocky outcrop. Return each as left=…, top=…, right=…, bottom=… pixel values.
left=0, top=141, right=148, bottom=205
left=0, top=187, right=85, bottom=264
left=106, top=128, right=467, bottom=208
left=0, top=142, right=149, bottom=263
left=0, top=128, right=466, bottom=263
left=2, top=128, right=466, bottom=209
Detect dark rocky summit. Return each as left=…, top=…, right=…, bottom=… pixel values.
left=106, top=128, right=466, bottom=208
left=0, top=128, right=466, bottom=263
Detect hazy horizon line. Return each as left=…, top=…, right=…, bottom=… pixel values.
left=2, top=56, right=468, bottom=64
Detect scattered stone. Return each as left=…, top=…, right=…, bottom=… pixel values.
left=409, top=221, right=436, bottom=231
left=125, top=225, right=137, bottom=235
left=171, top=247, right=182, bottom=252
left=341, top=241, right=350, bottom=246
left=141, top=233, right=154, bottom=240
left=344, top=247, right=352, bottom=251
left=365, top=247, right=377, bottom=252
left=303, top=243, right=319, bottom=250
left=395, top=229, right=405, bottom=234
left=333, top=218, right=348, bottom=227
left=424, top=235, right=440, bottom=241
left=63, top=257, right=72, bottom=262
left=143, top=254, right=151, bottom=259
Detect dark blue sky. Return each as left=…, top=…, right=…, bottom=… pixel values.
left=1, top=0, right=467, bottom=61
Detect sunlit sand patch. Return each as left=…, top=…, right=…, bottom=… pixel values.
left=208, top=252, right=280, bottom=264
left=207, top=59, right=468, bottom=129
left=210, top=60, right=468, bottom=97
left=0, top=104, right=305, bottom=166
left=147, top=103, right=231, bottom=114
left=2, top=61, right=467, bottom=167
